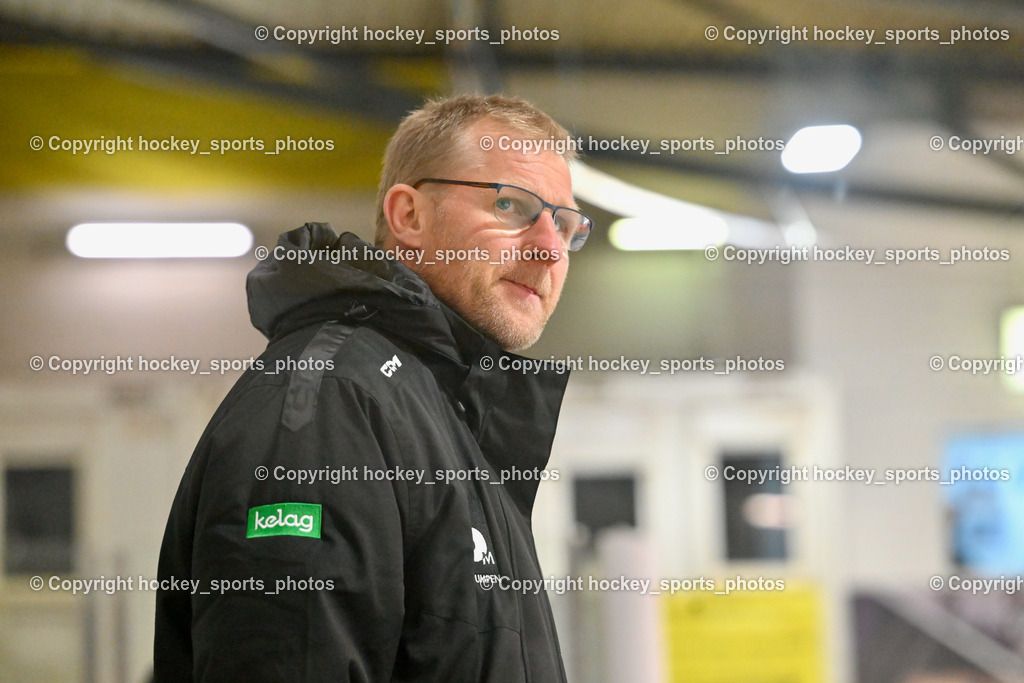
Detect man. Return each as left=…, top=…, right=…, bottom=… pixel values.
left=154, top=94, right=593, bottom=681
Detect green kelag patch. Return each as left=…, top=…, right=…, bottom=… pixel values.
left=246, top=502, right=322, bottom=539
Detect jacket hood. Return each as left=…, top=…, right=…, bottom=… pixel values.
left=247, top=223, right=489, bottom=366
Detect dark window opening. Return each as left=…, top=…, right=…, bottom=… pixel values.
left=4, top=464, right=76, bottom=575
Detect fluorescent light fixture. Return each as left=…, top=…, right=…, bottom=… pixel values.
left=1000, top=307, right=1024, bottom=393
left=609, top=216, right=727, bottom=251
left=66, top=222, right=253, bottom=258
left=570, top=161, right=729, bottom=250
left=781, top=124, right=862, bottom=174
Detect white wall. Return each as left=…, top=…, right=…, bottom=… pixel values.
left=796, top=197, right=1024, bottom=586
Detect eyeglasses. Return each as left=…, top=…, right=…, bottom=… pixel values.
left=412, top=178, right=593, bottom=251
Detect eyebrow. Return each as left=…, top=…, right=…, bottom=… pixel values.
left=514, top=182, right=580, bottom=212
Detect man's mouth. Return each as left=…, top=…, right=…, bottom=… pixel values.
left=503, top=279, right=540, bottom=297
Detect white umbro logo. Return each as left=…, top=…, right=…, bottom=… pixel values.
left=379, top=354, right=402, bottom=377
left=472, top=527, right=495, bottom=565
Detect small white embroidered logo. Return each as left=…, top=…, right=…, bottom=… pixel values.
left=472, top=527, right=495, bottom=564
left=379, top=354, right=402, bottom=377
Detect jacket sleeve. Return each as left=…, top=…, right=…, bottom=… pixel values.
left=187, top=375, right=407, bottom=682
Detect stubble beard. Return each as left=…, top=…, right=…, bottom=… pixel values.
left=427, top=222, right=554, bottom=353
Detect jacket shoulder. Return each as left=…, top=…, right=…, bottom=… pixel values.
left=240, top=321, right=440, bottom=431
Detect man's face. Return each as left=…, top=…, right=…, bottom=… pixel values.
left=413, top=120, right=573, bottom=352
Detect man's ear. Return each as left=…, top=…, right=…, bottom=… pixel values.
left=382, top=183, right=429, bottom=249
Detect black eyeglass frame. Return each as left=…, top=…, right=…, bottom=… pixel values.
left=412, top=177, right=593, bottom=251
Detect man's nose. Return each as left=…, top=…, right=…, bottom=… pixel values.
left=521, top=210, right=566, bottom=262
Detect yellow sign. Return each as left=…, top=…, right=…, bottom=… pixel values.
left=663, top=582, right=824, bottom=682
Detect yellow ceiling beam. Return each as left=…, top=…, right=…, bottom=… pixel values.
left=0, top=47, right=424, bottom=194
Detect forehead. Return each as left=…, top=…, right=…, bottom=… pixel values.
left=456, top=118, right=575, bottom=206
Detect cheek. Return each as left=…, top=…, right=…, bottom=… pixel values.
left=475, top=261, right=503, bottom=291
left=454, top=257, right=498, bottom=296
left=552, top=258, right=569, bottom=289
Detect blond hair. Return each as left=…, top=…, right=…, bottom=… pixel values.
left=374, top=94, right=576, bottom=245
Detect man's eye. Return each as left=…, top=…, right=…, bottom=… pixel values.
left=495, top=197, right=513, bottom=211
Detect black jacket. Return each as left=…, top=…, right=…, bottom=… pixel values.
left=154, top=224, right=571, bottom=682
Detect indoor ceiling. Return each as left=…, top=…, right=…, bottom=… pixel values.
left=1, top=0, right=1023, bottom=250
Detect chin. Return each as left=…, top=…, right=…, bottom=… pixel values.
left=452, top=289, right=550, bottom=352
left=489, top=320, right=545, bottom=353
left=502, top=336, right=540, bottom=354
